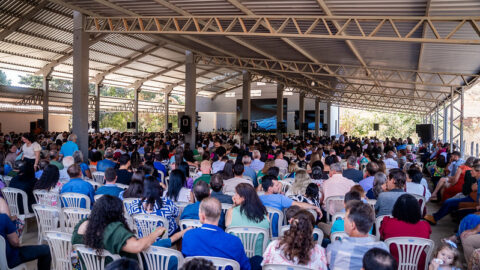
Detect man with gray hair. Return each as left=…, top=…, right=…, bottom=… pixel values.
left=242, top=155, right=258, bottom=187
left=322, top=162, right=356, bottom=214
left=383, top=151, right=398, bottom=169
left=59, top=133, right=78, bottom=158
left=342, top=156, right=363, bottom=183
left=182, top=197, right=251, bottom=270
left=59, top=156, right=74, bottom=181
left=49, top=150, right=63, bottom=171
left=96, top=149, right=116, bottom=172
left=250, top=150, right=264, bottom=171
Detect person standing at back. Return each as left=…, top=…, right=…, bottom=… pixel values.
left=59, top=133, right=79, bottom=158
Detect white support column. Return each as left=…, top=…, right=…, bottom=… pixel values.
left=460, top=87, right=465, bottom=157
left=72, top=11, right=89, bottom=159
left=435, top=102, right=439, bottom=141
left=42, top=74, right=51, bottom=131
left=185, top=50, right=196, bottom=147
left=164, top=93, right=169, bottom=133
left=299, top=93, right=305, bottom=136
left=327, top=101, right=332, bottom=137
left=133, top=86, right=141, bottom=133
left=94, top=83, right=102, bottom=133
left=450, top=87, right=454, bottom=152
left=443, top=103, right=448, bottom=143
left=242, top=70, right=251, bottom=143
left=314, top=97, right=320, bottom=137
left=276, top=83, right=284, bottom=141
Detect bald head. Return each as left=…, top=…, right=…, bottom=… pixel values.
left=199, top=197, right=222, bottom=224
left=200, top=160, right=211, bottom=174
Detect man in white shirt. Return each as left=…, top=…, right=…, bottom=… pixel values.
left=59, top=156, right=74, bottom=181
left=383, top=151, right=399, bottom=169
left=223, top=163, right=253, bottom=194
left=250, top=150, right=265, bottom=171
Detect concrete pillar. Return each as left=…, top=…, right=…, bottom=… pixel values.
left=164, top=93, right=169, bottom=133
left=299, top=93, right=305, bottom=136
left=327, top=102, right=332, bottom=137
left=94, top=83, right=101, bottom=133
left=443, top=103, right=448, bottom=143
left=276, top=83, right=284, bottom=141
left=460, top=87, right=464, bottom=157
left=185, top=50, right=196, bottom=147
left=42, top=75, right=51, bottom=131
left=133, top=86, right=140, bottom=133
left=315, top=97, right=320, bottom=136
left=435, top=103, right=439, bottom=141
left=450, top=87, right=454, bottom=151
left=242, top=70, right=251, bottom=143
left=72, top=11, right=89, bottom=159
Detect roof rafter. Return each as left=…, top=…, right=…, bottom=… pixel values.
left=0, top=0, right=49, bottom=41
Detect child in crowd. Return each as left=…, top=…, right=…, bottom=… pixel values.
left=429, top=240, right=461, bottom=270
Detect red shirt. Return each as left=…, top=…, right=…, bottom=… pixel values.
left=380, top=217, right=432, bottom=269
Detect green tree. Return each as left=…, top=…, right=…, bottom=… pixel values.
left=0, top=70, right=11, bottom=85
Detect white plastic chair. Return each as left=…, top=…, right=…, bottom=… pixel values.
left=331, top=212, right=345, bottom=223
left=1, top=187, right=35, bottom=218
left=384, top=237, right=435, bottom=270
left=411, top=194, right=427, bottom=216
left=0, top=235, right=35, bottom=270
left=226, top=226, right=269, bottom=257
left=73, top=244, right=121, bottom=270
left=132, top=213, right=169, bottom=239
left=94, top=194, right=104, bottom=201
left=278, top=181, right=292, bottom=194
left=366, top=199, right=376, bottom=210
left=175, top=201, right=190, bottom=219
left=3, top=175, right=12, bottom=187
left=262, top=264, right=312, bottom=270
left=221, top=203, right=233, bottom=216
left=89, top=165, right=97, bottom=173
left=60, top=192, right=91, bottom=209
left=266, top=207, right=284, bottom=239
left=45, top=231, right=73, bottom=270
left=33, top=189, right=60, bottom=207
left=62, top=208, right=91, bottom=233
left=375, top=215, right=392, bottom=241
left=122, top=198, right=138, bottom=230
left=32, top=204, right=61, bottom=244
left=324, top=195, right=345, bottom=222
left=116, top=183, right=129, bottom=190
left=279, top=225, right=324, bottom=241
left=330, top=231, right=376, bottom=242
left=92, top=171, right=105, bottom=184
left=179, top=219, right=202, bottom=230
left=85, top=180, right=103, bottom=191
left=189, top=166, right=198, bottom=175
left=141, top=246, right=185, bottom=270
left=184, top=256, right=240, bottom=270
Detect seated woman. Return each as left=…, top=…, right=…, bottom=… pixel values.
left=72, top=195, right=187, bottom=269
left=9, top=160, right=36, bottom=213
left=73, top=150, right=92, bottom=180
left=120, top=173, right=144, bottom=200
left=225, top=183, right=270, bottom=257
left=431, top=156, right=475, bottom=202
left=380, top=194, right=431, bottom=269
left=126, top=176, right=179, bottom=237
left=291, top=183, right=322, bottom=210
left=33, top=164, right=62, bottom=206
left=262, top=210, right=327, bottom=269
left=286, top=169, right=312, bottom=197
left=166, top=169, right=191, bottom=203
left=366, top=172, right=387, bottom=200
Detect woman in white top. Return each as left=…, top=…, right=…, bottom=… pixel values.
left=165, top=169, right=191, bottom=203
left=21, top=134, right=41, bottom=171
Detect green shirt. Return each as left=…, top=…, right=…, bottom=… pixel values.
left=71, top=218, right=136, bottom=265
left=50, top=160, right=64, bottom=170
left=193, top=174, right=211, bottom=186
left=228, top=206, right=270, bottom=256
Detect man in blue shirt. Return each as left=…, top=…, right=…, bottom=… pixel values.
left=96, top=149, right=116, bottom=172
left=0, top=213, right=51, bottom=269
left=59, top=133, right=79, bottom=158
left=60, top=164, right=95, bottom=208
left=182, top=197, right=251, bottom=270
left=242, top=155, right=258, bottom=187
left=95, top=167, right=123, bottom=197
left=181, top=180, right=225, bottom=228
left=153, top=153, right=167, bottom=178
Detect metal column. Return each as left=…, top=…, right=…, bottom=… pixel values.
left=276, top=83, right=284, bottom=141
left=327, top=102, right=332, bottom=137
left=72, top=11, right=89, bottom=159
left=443, top=103, right=448, bottom=143
left=164, top=93, right=169, bottom=133
left=299, top=93, right=305, bottom=135
left=460, top=87, right=465, bottom=157
left=435, top=102, right=439, bottom=141
left=133, top=86, right=140, bottom=133
left=42, top=75, right=51, bottom=131
left=242, top=70, right=251, bottom=143
left=94, top=83, right=101, bottom=133
left=450, top=87, right=454, bottom=152
left=314, top=97, right=320, bottom=137
left=185, top=50, right=196, bottom=147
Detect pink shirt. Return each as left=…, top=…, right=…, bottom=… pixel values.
left=262, top=240, right=328, bottom=269
left=322, top=174, right=356, bottom=213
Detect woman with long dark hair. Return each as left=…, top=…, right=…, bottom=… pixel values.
left=225, top=183, right=269, bottom=256
left=126, top=176, right=179, bottom=236
left=121, top=180, right=144, bottom=200
left=33, top=164, right=61, bottom=206
left=177, top=161, right=194, bottom=188
left=221, top=160, right=234, bottom=180
left=262, top=210, right=327, bottom=269
left=166, top=169, right=190, bottom=203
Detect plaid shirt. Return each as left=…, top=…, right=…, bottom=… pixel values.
left=327, top=236, right=388, bottom=270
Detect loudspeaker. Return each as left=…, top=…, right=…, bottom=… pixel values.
left=416, top=124, right=434, bottom=143
left=37, top=119, right=45, bottom=130
left=91, top=121, right=98, bottom=130
left=127, top=122, right=131, bottom=129
left=301, top=123, right=308, bottom=132
left=130, top=122, right=136, bottom=129
left=373, top=123, right=379, bottom=131
left=30, top=121, right=37, bottom=133
left=239, top=119, right=249, bottom=133
left=277, top=122, right=286, bottom=133
left=167, top=123, right=173, bottom=130
left=322, top=123, right=328, bottom=132
left=180, top=115, right=191, bottom=133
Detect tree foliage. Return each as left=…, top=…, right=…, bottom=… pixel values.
left=0, top=70, right=11, bottom=85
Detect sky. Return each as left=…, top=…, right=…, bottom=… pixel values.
left=3, top=69, right=25, bottom=87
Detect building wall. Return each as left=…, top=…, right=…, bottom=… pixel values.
left=0, top=112, right=70, bottom=133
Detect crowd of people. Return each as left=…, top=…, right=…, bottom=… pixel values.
left=0, top=130, right=479, bottom=269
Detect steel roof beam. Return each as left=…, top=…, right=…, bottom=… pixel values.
left=0, top=0, right=49, bottom=41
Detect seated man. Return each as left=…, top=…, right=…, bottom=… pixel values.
left=327, top=201, right=388, bottom=270
left=182, top=197, right=251, bottom=270
left=362, top=248, right=397, bottom=270
left=116, top=154, right=133, bottom=185
left=59, top=156, right=74, bottom=181
left=374, top=169, right=407, bottom=217
left=0, top=213, right=51, bottom=269
left=223, top=163, right=253, bottom=194
left=60, top=164, right=95, bottom=208
left=96, top=149, right=116, bottom=172
left=193, top=160, right=212, bottom=186
left=322, top=163, right=356, bottom=214
left=330, top=190, right=362, bottom=234
left=359, top=162, right=380, bottom=193
left=181, top=180, right=225, bottom=228
left=342, top=156, right=364, bottom=183
left=96, top=167, right=123, bottom=197
left=209, top=174, right=233, bottom=204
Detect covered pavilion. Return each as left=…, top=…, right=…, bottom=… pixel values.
left=0, top=0, right=479, bottom=158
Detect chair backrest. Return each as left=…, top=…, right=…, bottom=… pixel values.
left=122, top=198, right=138, bottom=230
left=384, top=237, right=435, bottom=270
left=3, top=175, right=12, bottom=187
left=179, top=219, right=202, bottom=230
left=411, top=194, right=427, bottom=217
left=132, top=213, right=169, bottom=239
left=366, top=199, right=376, bottom=210
left=92, top=171, right=105, bottom=184
left=0, top=235, right=21, bottom=270
left=266, top=207, right=284, bottom=239
left=33, top=204, right=62, bottom=243
left=62, top=208, right=91, bottom=233
left=332, top=212, right=345, bottom=223
left=116, top=183, right=129, bottom=190
left=325, top=195, right=345, bottom=222
left=33, top=189, right=60, bottom=207
left=278, top=181, right=292, bottom=194
left=175, top=201, right=190, bottom=218
left=141, top=246, right=185, bottom=270
left=84, top=180, right=102, bottom=191
left=185, top=256, right=240, bottom=270
left=94, top=194, right=104, bottom=201
left=60, top=192, right=91, bottom=209
left=221, top=203, right=233, bottom=216
left=189, top=165, right=198, bottom=175
left=262, top=264, right=312, bottom=270
left=375, top=215, right=392, bottom=241
left=330, top=231, right=376, bottom=242
left=226, top=226, right=269, bottom=257
left=73, top=244, right=121, bottom=270
left=46, top=231, right=73, bottom=270
left=279, top=225, right=324, bottom=241
left=1, top=187, right=30, bottom=217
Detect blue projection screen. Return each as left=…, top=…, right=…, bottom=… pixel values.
left=236, top=99, right=287, bottom=131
